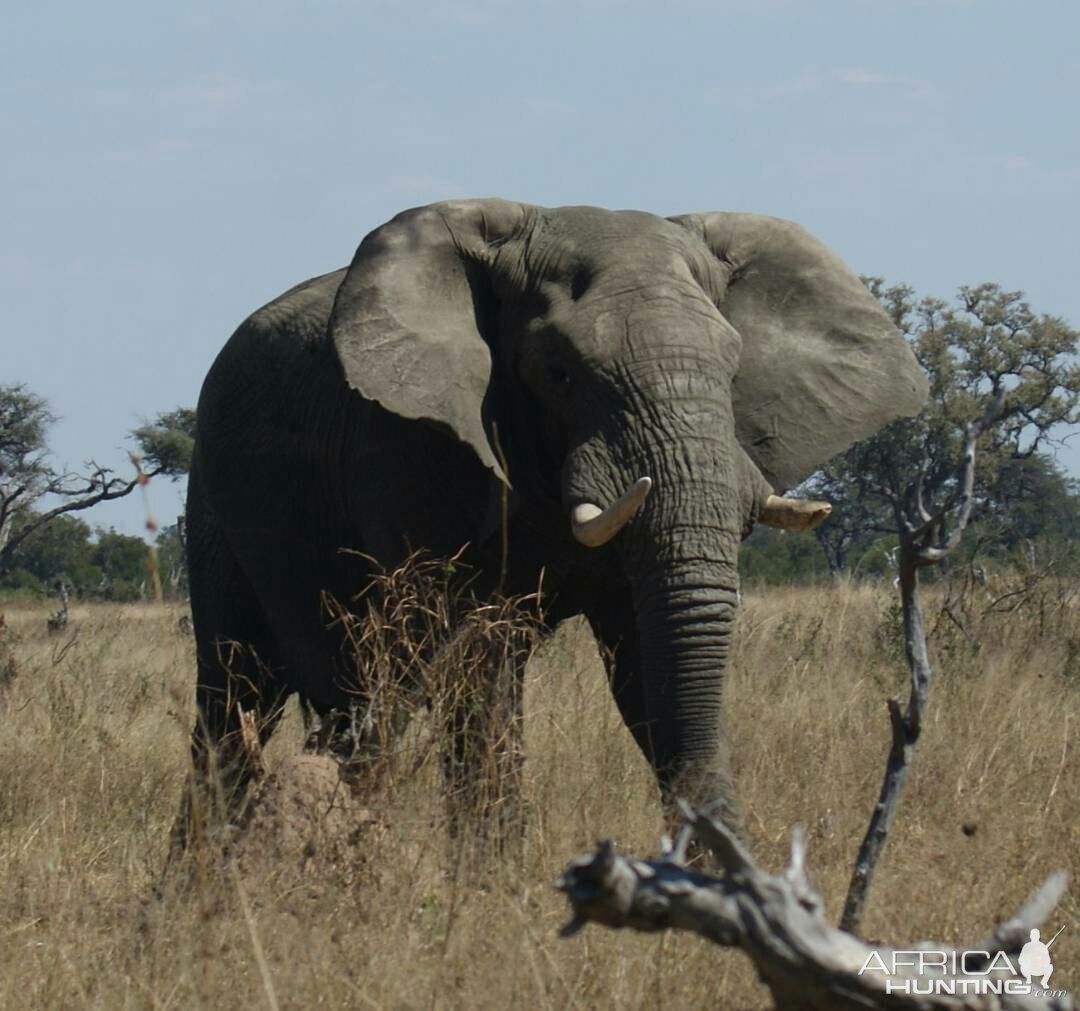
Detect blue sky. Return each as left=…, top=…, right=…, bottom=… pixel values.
left=4, top=0, right=1079, bottom=538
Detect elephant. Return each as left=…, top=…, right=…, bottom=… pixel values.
left=175, top=199, right=926, bottom=851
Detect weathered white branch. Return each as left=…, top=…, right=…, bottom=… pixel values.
left=557, top=808, right=1072, bottom=1011
left=840, top=395, right=1008, bottom=934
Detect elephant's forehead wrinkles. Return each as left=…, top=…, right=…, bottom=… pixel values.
left=574, top=293, right=730, bottom=361
left=516, top=218, right=699, bottom=293
left=584, top=270, right=714, bottom=309
left=544, top=207, right=692, bottom=255
left=524, top=240, right=576, bottom=282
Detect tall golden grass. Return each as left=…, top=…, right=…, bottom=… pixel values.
left=0, top=577, right=1076, bottom=1009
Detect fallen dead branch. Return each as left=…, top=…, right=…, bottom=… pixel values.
left=557, top=806, right=1072, bottom=1011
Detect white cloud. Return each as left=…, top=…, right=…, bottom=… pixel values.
left=84, top=73, right=296, bottom=124
left=709, top=65, right=937, bottom=105
left=833, top=67, right=898, bottom=86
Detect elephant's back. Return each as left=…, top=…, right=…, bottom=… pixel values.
left=194, top=267, right=356, bottom=524
left=198, top=268, right=349, bottom=422
left=192, top=267, right=370, bottom=640
left=243, top=268, right=349, bottom=349
left=198, top=268, right=349, bottom=427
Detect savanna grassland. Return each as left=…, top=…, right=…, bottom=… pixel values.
left=0, top=578, right=1077, bottom=1010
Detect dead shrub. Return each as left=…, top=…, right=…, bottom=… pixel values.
left=196, top=551, right=545, bottom=874
left=317, top=550, right=543, bottom=848
left=929, top=558, right=1080, bottom=679
left=0, top=613, right=18, bottom=689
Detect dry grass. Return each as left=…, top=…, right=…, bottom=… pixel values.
left=0, top=579, right=1077, bottom=1009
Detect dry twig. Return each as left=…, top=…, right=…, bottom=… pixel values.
left=557, top=807, right=1072, bottom=1011
left=840, top=390, right=1005, bottom=933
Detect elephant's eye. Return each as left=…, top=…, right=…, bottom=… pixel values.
left=546, top=365, right=573, bottom=388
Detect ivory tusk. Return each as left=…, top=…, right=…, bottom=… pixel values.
left=571, top=477, right=653, bottom=547
left=760, top=494, right=832, bottom=532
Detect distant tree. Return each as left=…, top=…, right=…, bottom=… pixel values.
left=0, top=515, right=99, bottom=594
left=131, top=408, right=194, bottom=597
left=155, top=521, right=189, bottom=598
left=0, top=516, right=155, bottom=600
left=984, top=452, right=1080, bottom=547
left=92, top=527, right=154, bottom=600
left=809, top=282, right=1080, bottom=574
left=132, top=408, right=195, bottom=479
left=0, top=385, right=188, bottom=577
left=0, top=385, right=55, bottom=557
left=738, top=527, right=829, bottom=587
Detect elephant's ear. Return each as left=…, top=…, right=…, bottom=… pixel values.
left=670, top=212, right=929, bottom=491
left=329, top=199, right=530, bottom=483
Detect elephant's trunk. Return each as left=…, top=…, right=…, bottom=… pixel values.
left=565, top=457, right=745, bottom=825
left=630, top=525, right=742, bottom=826
left=562, top=310, right=749, bottom=828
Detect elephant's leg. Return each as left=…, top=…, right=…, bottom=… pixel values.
left=171, top=645, right=289, bottom=859
left=301, top=692, right=415, bottom=796
left=169, top=485, right=290, bottom=859
left=585, top=591, right=656, bottom=767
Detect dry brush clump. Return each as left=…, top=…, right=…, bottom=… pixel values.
left=929, top=560, right=1080, bottom=679
left=0, top=577, right=1075, bottom=1009
left=315, top=551, right=544, bottom=841
left=170, top=557, right=554, bottom=1005
left=179, top=552, right=547, bottom=883
left=0, top=612, right=18, bottom=688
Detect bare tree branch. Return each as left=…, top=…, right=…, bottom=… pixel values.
left=0, top=463, right=160, bottom=573
left=557, top=810, right=1071, bottom=1011
left=839, top=392, right=1006, bottom=934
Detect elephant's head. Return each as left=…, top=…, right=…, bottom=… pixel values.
left=329, top=199, right=927, bottom=818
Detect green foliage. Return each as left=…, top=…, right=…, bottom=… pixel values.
left=741, top=484, right=1079, bottom=589
left=0, top=384, right=53, bottom=483
left=0, top=515, right=152, bottom=601
left=155, top=522, right=188, bottom=597
left=1, top=383, right=176, bottom=576
left=986, top=453, right=1080, bottom=549
left=808, top=280, right=1080, bottom=575
left=1, top=515, right=98, bottom=592
left=0, top=385, right=55, bottom=558
left=0, top=568, right=44, bottom=599
left=132, top=408, right=195, bottom=479
left=738, top=528, right=830, bottom=588
left=93, top=528, right=152, bottom=601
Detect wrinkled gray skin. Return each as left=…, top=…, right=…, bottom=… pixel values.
left=178, top=200, right=926, bottom=848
